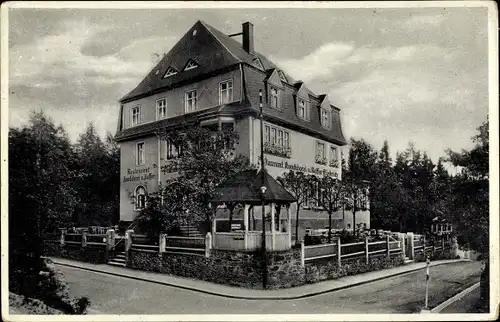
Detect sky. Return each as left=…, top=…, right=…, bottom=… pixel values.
left=8, top=4, right=490, bottom=163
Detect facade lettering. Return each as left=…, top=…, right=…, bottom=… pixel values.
left=264, top=158, right=338, bottom=177
left=123, top=167, right=156, bottom=182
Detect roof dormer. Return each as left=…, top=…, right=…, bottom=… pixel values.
left=252, top=57, right=264, bottom=70
left=277, top=70, right=288, bottom=83
left=265, top=69, right=284, bottom=90
left=319, top=95, right=332, bottom=129
left=183, top=59, right=199, bottom=71
left=163, top=67, right=178, bottom=78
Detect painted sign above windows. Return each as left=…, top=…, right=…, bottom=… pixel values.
left=123, top=167, right=156, bottom=182
left=264, top=157, right=338, bottom=178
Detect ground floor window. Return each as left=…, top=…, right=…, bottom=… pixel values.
left=135, top=186, right=147, bottom=210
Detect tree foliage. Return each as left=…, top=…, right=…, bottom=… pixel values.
left=8, top=111, right=94, bottom=313
left=137, top=123, right=254, bottom=238
left=277, top=171, right=312, bottom=243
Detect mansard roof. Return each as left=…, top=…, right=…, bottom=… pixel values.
left=120, top=20, right=295, bottom=103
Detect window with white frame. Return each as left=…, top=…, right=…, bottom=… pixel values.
left=263, top=123, right=292, bottom=157
left=269, top=86, right=280, bottom=109
left=156, top=98, right=167, bottom=120
left=131, top=106, right=140, bottom=126
left=277, top=130, right=283, bottom=147
left=165, top=139, right=179, bottom=160
left=219, top=80, right=233, bottom=104
left=321, top=108, right=331, bottom=128
left=284, top=132, right=290, bottom=148
left=185, top=90, right=197, bottom=113
left=135, top=186, right=147, bottom=210
left=315, top=141, right=326, bottom=164
left=136, top=142, right=145, bottom=165
left=163, top=67, right=178, bottom=78
left=184, top=60, right=198, bottom=71
left=330, top=145, right=338, bottom=167
left=298, top=98, right=306, bottom=119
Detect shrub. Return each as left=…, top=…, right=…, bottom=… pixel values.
left=304, top=234, right=322, bottom=246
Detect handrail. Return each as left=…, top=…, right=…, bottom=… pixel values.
left=341, top=241, right=364, bottom=247
left=166, top=236, right=205, bottom=240
left=113, top=222, right=136, bottom=249
left=304, top=242, right=337, bottom=249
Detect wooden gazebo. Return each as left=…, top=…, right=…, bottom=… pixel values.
left=209, top=169, right=297, bottom=251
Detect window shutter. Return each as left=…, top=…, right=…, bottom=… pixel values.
left=306, top=102, right=311, bottom=121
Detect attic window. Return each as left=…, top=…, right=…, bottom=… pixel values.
left=184, top=60, right=198, bottom=71
left=252, top=58, right=264, bottom=70
left=163, top=67, right=178, bottom=78
left=277, top=70, right=287, bottom=83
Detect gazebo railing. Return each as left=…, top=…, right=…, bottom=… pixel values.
left=212, top=231, right=291, bottom=251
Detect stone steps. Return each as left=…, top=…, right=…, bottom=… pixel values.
left=108, top=251, right=126, bottom=267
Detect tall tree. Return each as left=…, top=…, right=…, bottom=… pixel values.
left=343, top=138, right=376, bottom=235
left=138, top=123, right=254, bottom=237
left=445, top=119, right=489, bottom=254
left=73, top=124, right=120, bottom=226
left=9, top=111, right=80, bottom=302
left=277, top=171, right=311, bottom=244
left=310, top=175, right=346, bottom=242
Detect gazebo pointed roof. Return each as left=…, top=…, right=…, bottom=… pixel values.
left=210, top=169, right=297, bottom=205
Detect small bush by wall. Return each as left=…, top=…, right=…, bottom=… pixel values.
left=414, top=247, right=456, bottom=262
left=43, top=242, right=107, bottom=264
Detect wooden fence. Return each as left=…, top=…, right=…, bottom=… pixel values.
left=302, top=235, right=402, bottom=267
left=161, top=235, right=206, bottom=256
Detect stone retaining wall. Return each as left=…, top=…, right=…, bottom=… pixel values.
left=128, top=249, right=264, bottom=289
left=44, top=241, right=107, bottom=264
left=305, top=253, right=405, bottom=284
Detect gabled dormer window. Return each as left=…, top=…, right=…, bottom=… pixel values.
left=184, top=60, right=198, bottom=71
left=320, top=108, right=331, bottom=129
left=269, top=86, right=281, bottom=110
left=297, top=98, right=310, bottom=121
left=277, top=70, right=287, bottom=83
left=253, top=58, right=264, bottom=70
left=163, top=67, right=178, bottom=78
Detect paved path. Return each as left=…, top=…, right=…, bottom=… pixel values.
left=438, top=284, right=482, bottom=313
left=54, top=260, right=481, bottom=314
left=51, top=257, right=470, bottom=299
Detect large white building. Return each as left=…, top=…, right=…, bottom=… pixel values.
left=115, top=20, right=370, bottom=234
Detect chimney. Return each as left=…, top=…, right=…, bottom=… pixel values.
left=242, top=22, right=254, bottom=54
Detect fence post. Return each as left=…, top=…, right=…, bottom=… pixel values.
left=82, top=231, right=87, bottom=248
left=300, top=240, right=305, bottom=267
left=337, top=237, right=342, bottom=267
left=423, top=235, right=426, bottom=257
left=364, top=236, right=369, bottom=264
left=386, top=234, right=390, bottom=259
left=125, top=229, right=134, bottom=264
left=205, top=232, right=212, bottom=258
left=105, top=229, right=115, bottom=261
left=442, top=238, right=445, bottom=253
left=159, top=234, right=166, bottom=256
left=407, top=232, right=415, bottom=260
left=60, top=229, right=66, bottom=246
left=398, top=233, right=406, bottom=258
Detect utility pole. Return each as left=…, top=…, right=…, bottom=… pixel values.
left=259, top=89, right=268, bottom=289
